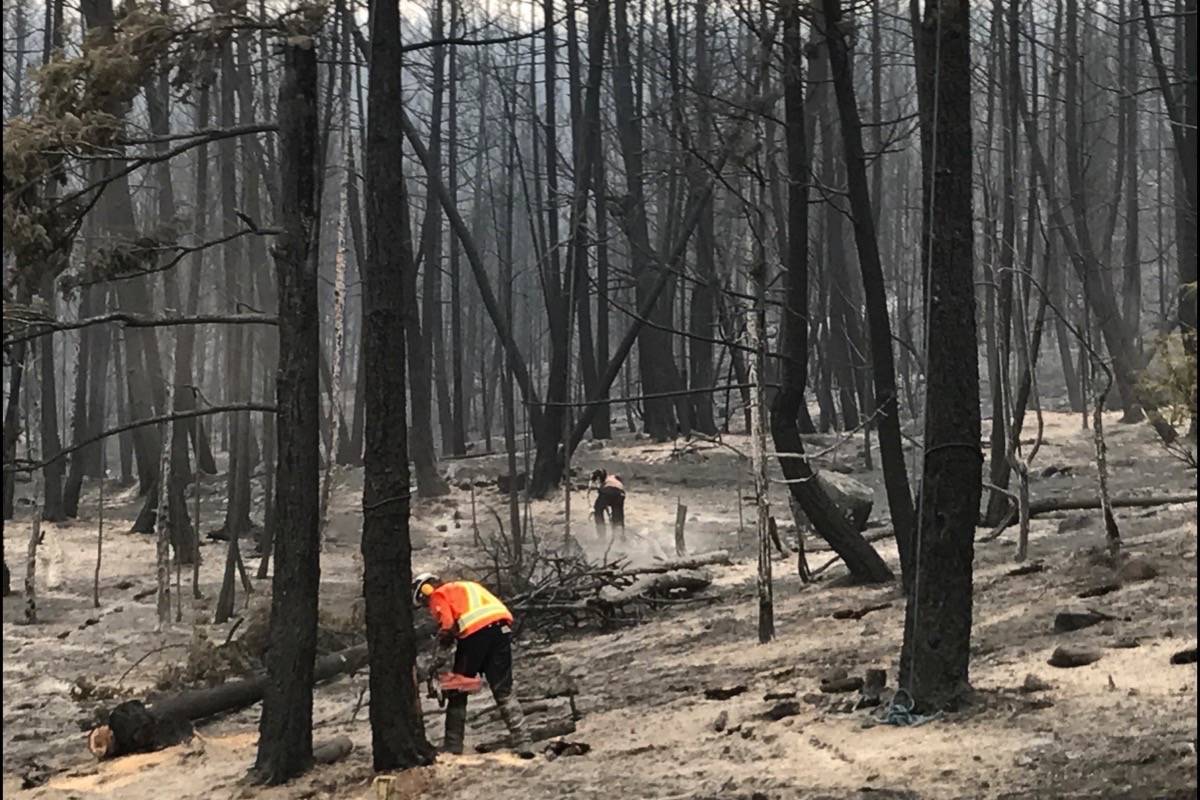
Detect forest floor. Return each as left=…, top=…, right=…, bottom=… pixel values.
left=3, top=410, right=1197, bottom=799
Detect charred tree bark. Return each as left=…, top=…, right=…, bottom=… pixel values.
left=38, top=274, right=66, bottom=522
left=611, top=0, right=679, bottom=441
left=218, top=30, right=253, bottom=542
left=423, top=0, right=454, bottom=457
left=901, top=0, right=980, bottom=713
left=143, top=42, right=197, bottom=562
left=687, top=0, right=718, bottom=436
left=771, top=0, right=893, bottom=586
left=3, top=284, right=31, bottom=521
left=820, top=0, right=917, bottom=587
left=252, top=36, right=321, bottom=786
left=592, top=138, right=613, bottom=439
left=983, top=0, right=1019, bottom=526
left=447, top=1, right=468, bottom=457
left=112, top=332, right=134, bottom=484
left=63, top=284, right=99, bottom=517
left=360, top=0, right=437, bottom=769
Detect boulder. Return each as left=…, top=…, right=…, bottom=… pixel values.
left=497, top=472, right=527, bottom=494
left=792, top=470, right=874, bottom=533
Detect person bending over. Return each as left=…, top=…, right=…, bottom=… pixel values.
left=412, top=573, right=534, bottom=758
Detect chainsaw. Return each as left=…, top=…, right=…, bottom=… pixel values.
left=426, top=671, right=484, bottom=707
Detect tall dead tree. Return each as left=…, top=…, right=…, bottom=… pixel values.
left=900, top=0, right=980, bottom=713
left=771, top=0, right=893, bottom=586
left=687, top=0, right=719, bottom=436
left=360, top=0, right=437, bottom=769
left=820, top=0, right=917, bottom=588
left=253, top=32, right=322, bottom=787
left=611, top=0, right=681, bottom=442
left=213, top=24, right=253, bottom=623
left=447, top=0, right=468, bottom=456
left=143, top=28, right=197, bottom=562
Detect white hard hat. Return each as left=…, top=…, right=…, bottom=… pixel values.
left=412, top=572, right=440, bottom=606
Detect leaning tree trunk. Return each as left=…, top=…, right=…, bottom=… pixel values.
left=360, top=0, right=438, bottom=770
left=820, top=0, right=917, bottom=587
left=252, top=34, right=321, bottom=787
left=772, top=0, right=894, bottom=586
left=900, top=0, right=981, bottom=713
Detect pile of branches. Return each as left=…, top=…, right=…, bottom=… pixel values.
left=496, top=547, right=729, bottom=635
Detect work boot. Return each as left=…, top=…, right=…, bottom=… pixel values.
left=443, top=693, right=468, bottom=755
left=495, top=693, right=535, bottom=759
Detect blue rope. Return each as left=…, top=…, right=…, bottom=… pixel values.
left=881, top=689, right=942, bottom=727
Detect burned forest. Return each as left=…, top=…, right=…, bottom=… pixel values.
left=2, top=0, right=1197, bottom=796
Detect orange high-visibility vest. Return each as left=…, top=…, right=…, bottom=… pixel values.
left=429, top=580, right=513, bottom=639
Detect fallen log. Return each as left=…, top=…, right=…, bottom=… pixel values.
left=594, top=568, right=712, bottom=607
left=986, top=493, right=1198, bottom=538
left=88, top=700, right=194, bottom=759
left=613, top=550, right=732, bottom=577
left=141, top=643, right=369, bottom=724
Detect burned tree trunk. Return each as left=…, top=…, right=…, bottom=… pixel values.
left=821, top=0, right=916, bottom=588
left=360, top=0, right=437, bottom=770
left=611, top=0, right=679, bottom=442
left=773, top=0, right=893, bottom=586
left=252, top=34, right=322, bottom=786
left=63, top=285, right=99, bottom=518
left=217, top=30, right=254, bottom=544
left=900, top=0, right=980, bottom=713
left=3, top=284, right=31, bottom=521
left=144, top=44, right=197, bottom=563
left=38, top=274, right=66, bottom=522
left=687, top=0, right=718, bottom=436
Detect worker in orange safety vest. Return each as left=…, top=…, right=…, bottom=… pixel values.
left=412, top=573, right=534, bottom=758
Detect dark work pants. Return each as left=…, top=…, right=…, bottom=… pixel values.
left=452, top=622, right=514, bottom=700
left=594, top=486, right=625, bottom=530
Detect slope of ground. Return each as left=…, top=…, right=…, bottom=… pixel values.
left=3, top=411, right=1197, bottom=799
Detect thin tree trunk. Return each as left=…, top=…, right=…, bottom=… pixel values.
left=143, top=35, right=198, bottom=562
left=38, top=273, right=66, bottom=522
left=63, top=285, right=97, bottom=517
left=3, top=284, right=31, bottom=521
left=424, top=0, right=454, bottom=456
left=984, top=0, right=1019, bottom=525
left=447, top=0, right=468, bottom=456
left=686, top=0, right=718, bottom=437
